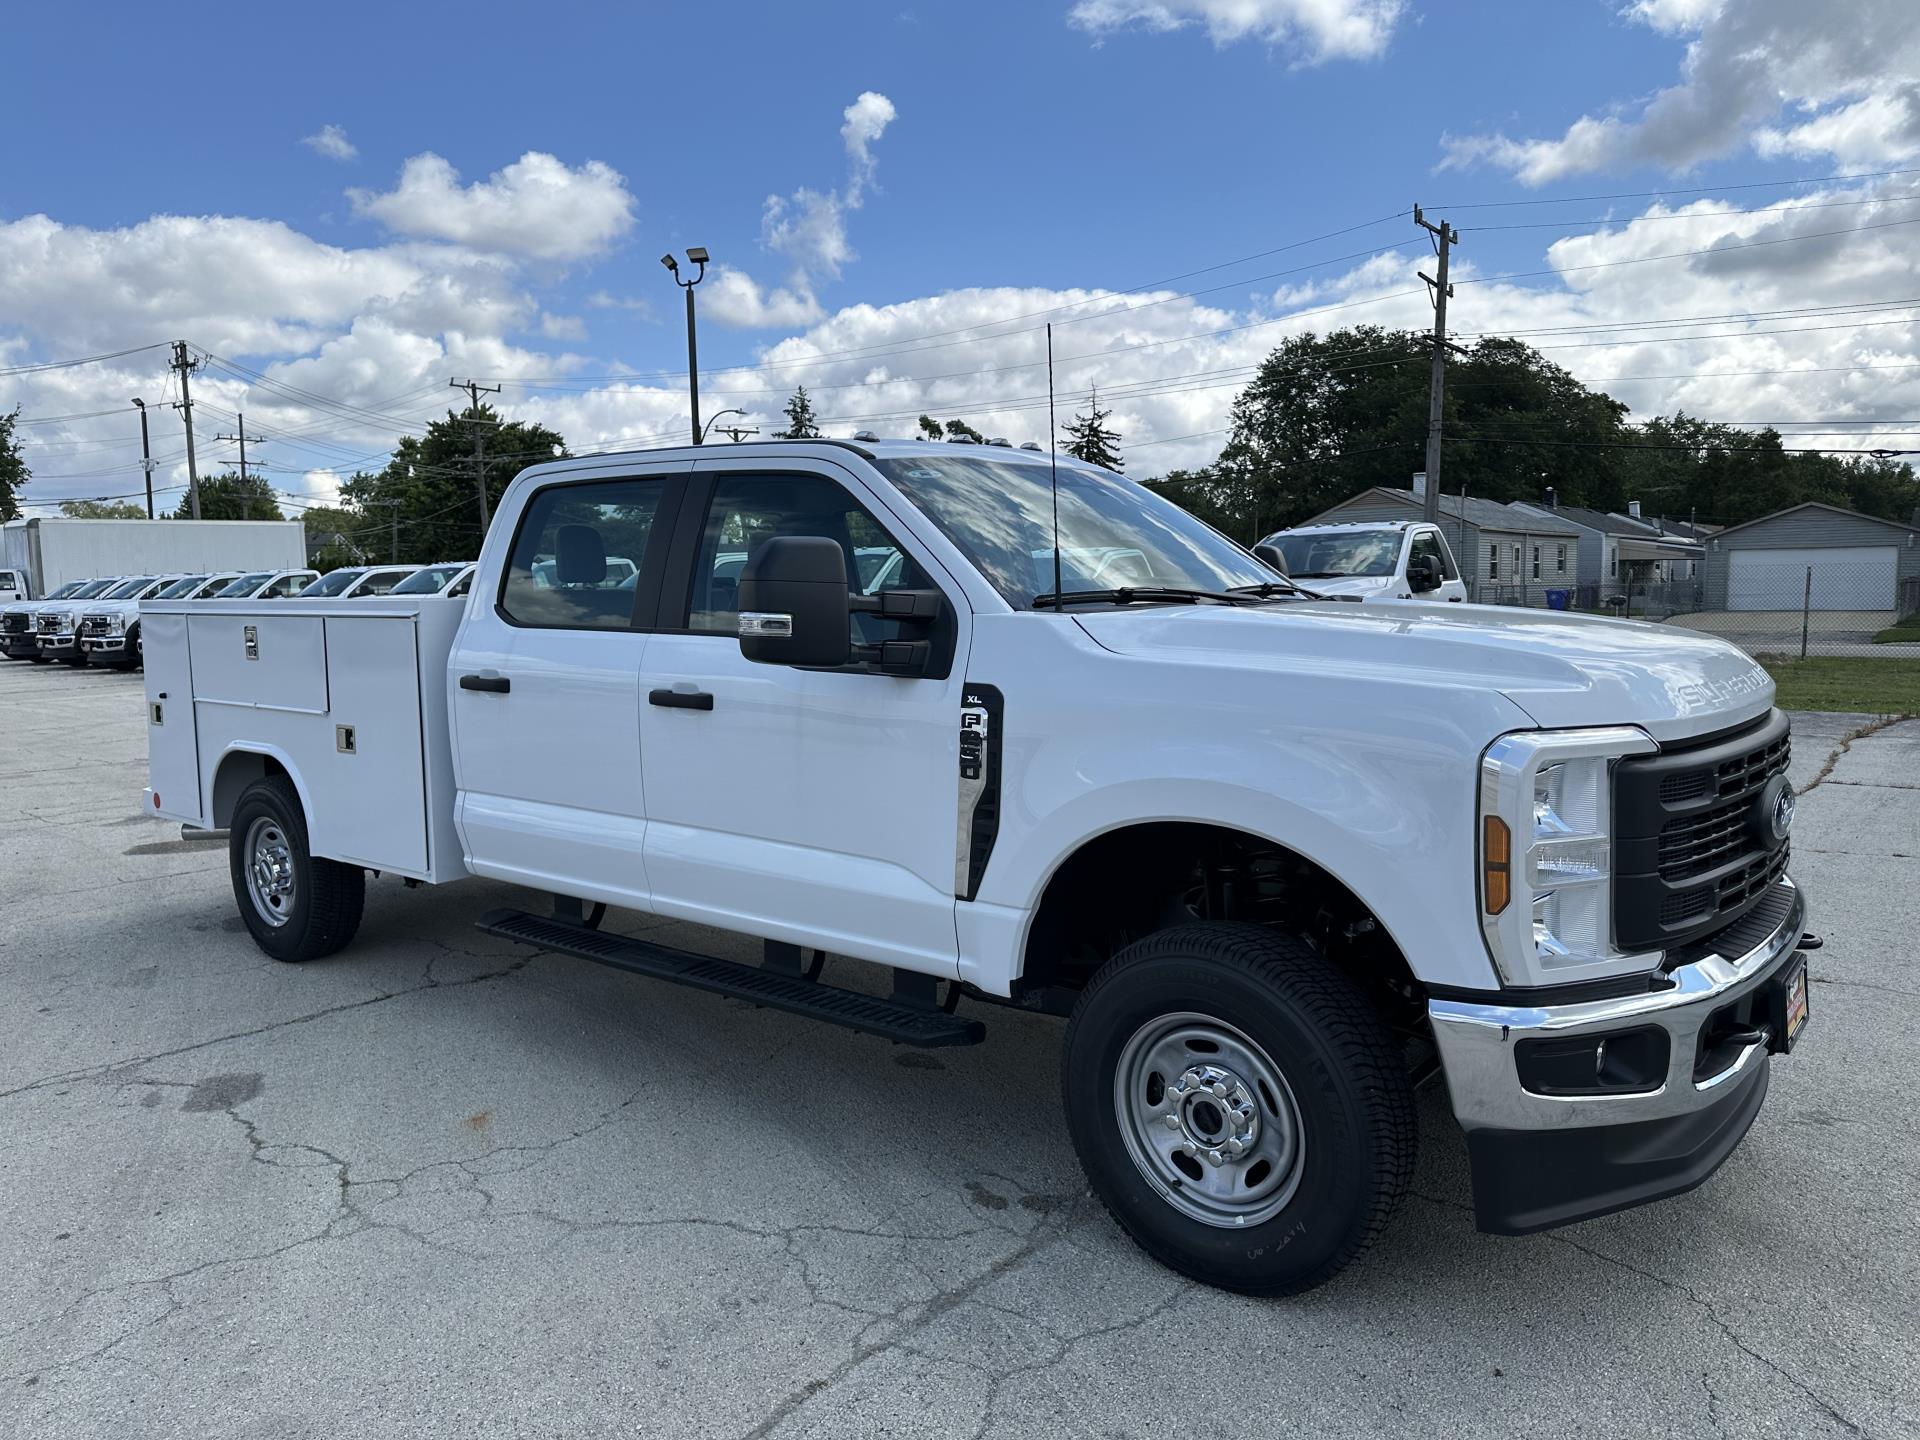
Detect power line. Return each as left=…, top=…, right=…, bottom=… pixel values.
left=0, top=342, right=172, bottom=377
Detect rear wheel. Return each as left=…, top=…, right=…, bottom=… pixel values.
left=1062, top=922, right=1415, bottom=1296
left=229, top=776, right=365, bottom=962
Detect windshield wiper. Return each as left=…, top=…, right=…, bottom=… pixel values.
left=1228, top=578, right=1326, bottom=601
left=1032, top=586, right=1259, bottom=610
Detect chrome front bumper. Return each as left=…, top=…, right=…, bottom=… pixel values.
left=1429, top=877, right=1806, bottom=1131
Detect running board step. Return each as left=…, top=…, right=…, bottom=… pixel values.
left=475, top=909, right=984, bottom=1048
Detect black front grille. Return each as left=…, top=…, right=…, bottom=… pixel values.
left=1659, top=802, right=1752, bottom=880
left=1613, top=710, right=1793, bottom=950
left=1, top=613, right=27, bottom=634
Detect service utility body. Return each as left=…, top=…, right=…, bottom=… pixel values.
left=143, top=439, right=1815, bottom=1295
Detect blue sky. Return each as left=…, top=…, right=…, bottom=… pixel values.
left=5, top=0, right=1919, bottom=511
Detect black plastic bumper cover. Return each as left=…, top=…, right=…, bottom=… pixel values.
left=1465, top=1056, right=1770, bottom=1235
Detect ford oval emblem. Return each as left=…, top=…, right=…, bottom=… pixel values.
left=1771, top=785, right=1796, bottom=842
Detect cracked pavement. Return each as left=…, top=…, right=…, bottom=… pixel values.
left=2, top=659, right=1916, bottom=1439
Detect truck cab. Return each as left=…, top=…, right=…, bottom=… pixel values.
left=1256, top=520, right=1467, bottom=603
left=0, top=568, right=25, bottom=605
left=212, top=569, right=320, bottom=600
left=145, top=439, right=1813, bottom=1297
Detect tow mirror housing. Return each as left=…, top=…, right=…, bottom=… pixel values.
left=1252, top=541, right=1288, bottom=575
left=738, top=536, right=853, bottom=667
left=1409, top=555, right=1443, bottom=593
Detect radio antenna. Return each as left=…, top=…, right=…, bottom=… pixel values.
left=1047, top=323, right=1063, bottom=606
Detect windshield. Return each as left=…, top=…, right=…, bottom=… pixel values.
left=301, top=569, right=363, bottom=597
left=154, top=575, right=211, bottom=599
left=1267, top=530, right=1402, bottom=579
left=103, top=576, right=160, bottom=600
left=389, top=564, right=464, bottom=595
left=215, top=572, right=271, bottom=597
left=873, top=456, right=1277, bottom=607
left=44, top=581, right=88, bottom=601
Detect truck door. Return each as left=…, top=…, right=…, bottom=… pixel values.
left=1409, top=527, right=1467, bottom=602
left=448, top=467, right=680, bottom=906
left=637, top=460, right=968, bottom=979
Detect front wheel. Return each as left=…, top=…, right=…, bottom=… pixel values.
left=229, top=776, right=365, bottom=962
left=1062, top=922, right=1415, bottom=1296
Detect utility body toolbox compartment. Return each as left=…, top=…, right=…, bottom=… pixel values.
left=142, top=598, right=468, bottom=883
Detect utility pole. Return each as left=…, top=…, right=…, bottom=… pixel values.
left=170, top=341, right=204, bottom=520
left=449, top=378, right=502, bottom=534
left=131, top=398, right=155, bottom=518
left=214, top=412, right=257, bottom=482
left=374, top=499, right=402, bottom=563
left=1413, top=206, right=1460, bottom=527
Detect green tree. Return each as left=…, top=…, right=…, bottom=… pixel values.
left=340, top=405, right=568, bottom=562
left=60, top=499, right=147, bottom=518
left=778, top=386, right=822, bottom=439
left=917, top=414, right=943, bottom=441
left=0, top=407, right=29, bottom=521
left=943, top=418, right=986, bottom=444
left=174, top=472, right=284, bottom=520
left=1060, top=390, right=1124, bottom=471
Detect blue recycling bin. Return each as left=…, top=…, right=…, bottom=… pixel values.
left=1545, top=588, right=1570, bottom=611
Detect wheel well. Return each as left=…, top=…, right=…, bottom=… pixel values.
left=1019, top=822, right=1424, bottom=1026
left=211, top=751, right=291, bottom=829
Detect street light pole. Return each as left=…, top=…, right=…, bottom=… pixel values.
left=661, top=247, right=710, bottom=445
left=131, top=397, right=155, bottom=518
left=701, top=408, right=747, bottom=443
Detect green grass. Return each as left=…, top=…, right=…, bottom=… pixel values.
left=1760, top=657, right=1920, bottom=714
left=1872, top=613, right=1920, bottom=644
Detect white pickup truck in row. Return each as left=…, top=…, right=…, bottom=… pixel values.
left=144, top=438, right=1813, bottom=1294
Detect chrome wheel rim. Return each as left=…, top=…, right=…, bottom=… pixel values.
left=1114, top=1011, right=1306, bottom=1228
left=244, top=817, right=296, bottom=928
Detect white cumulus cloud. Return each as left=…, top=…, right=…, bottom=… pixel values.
left=713, top=93, right=898, bottom=329
left=301, top=124, right=358, bottom=162
left=1442, top=0, right=1920, bottom=184
left=1066, top=0, right=1404, bottom=61
left=349, top=151, right=636, bottom=262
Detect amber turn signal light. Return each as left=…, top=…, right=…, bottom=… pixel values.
left=1483, top=815, right=1511, bottom=915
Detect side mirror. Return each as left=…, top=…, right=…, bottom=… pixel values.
left=1252, top=541, right=1289, bottom=576
left=1409, top=555, right=1442, bottom=593
left=738, top=536, right=852, bottom=667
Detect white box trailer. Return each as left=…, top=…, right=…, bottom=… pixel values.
left=143, top=596, right=469, bottom=884
left=0, top=517, right=307, bottom=599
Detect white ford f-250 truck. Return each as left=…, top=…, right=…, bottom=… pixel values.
left=144, top=439, right=1813, bottom=1295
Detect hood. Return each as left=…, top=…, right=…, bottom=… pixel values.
left=1073, top=600, right=1772, bottom=743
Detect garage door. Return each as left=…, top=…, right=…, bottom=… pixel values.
left=1728, top=546, right=1898, bottom=610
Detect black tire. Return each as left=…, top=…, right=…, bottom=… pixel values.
left=1062, top=922, right=1415, bottom=1296
left=229, top=776, right=365, bottom=963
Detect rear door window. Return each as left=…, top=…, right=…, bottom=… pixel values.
left=501, top=478, right=667, bottom=629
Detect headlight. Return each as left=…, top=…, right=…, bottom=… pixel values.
left=1479, top=726, right=1660, bottom=987
left=108, top=614, right=127, bottom=633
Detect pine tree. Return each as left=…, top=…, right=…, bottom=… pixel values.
left=779, top=386, right=822, bottom=439
left=1061, top=390, right=1123, bottom=471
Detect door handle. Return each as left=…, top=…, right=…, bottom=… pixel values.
left=460, top=674, right=511, bottom=694
left=649, top=688, right=714, bottom=711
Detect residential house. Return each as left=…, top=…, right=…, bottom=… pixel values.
left=1511, top=497, right=1704, bottom=611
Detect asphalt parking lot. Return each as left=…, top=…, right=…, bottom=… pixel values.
left=2, top=659, right=1916, bottom=1440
